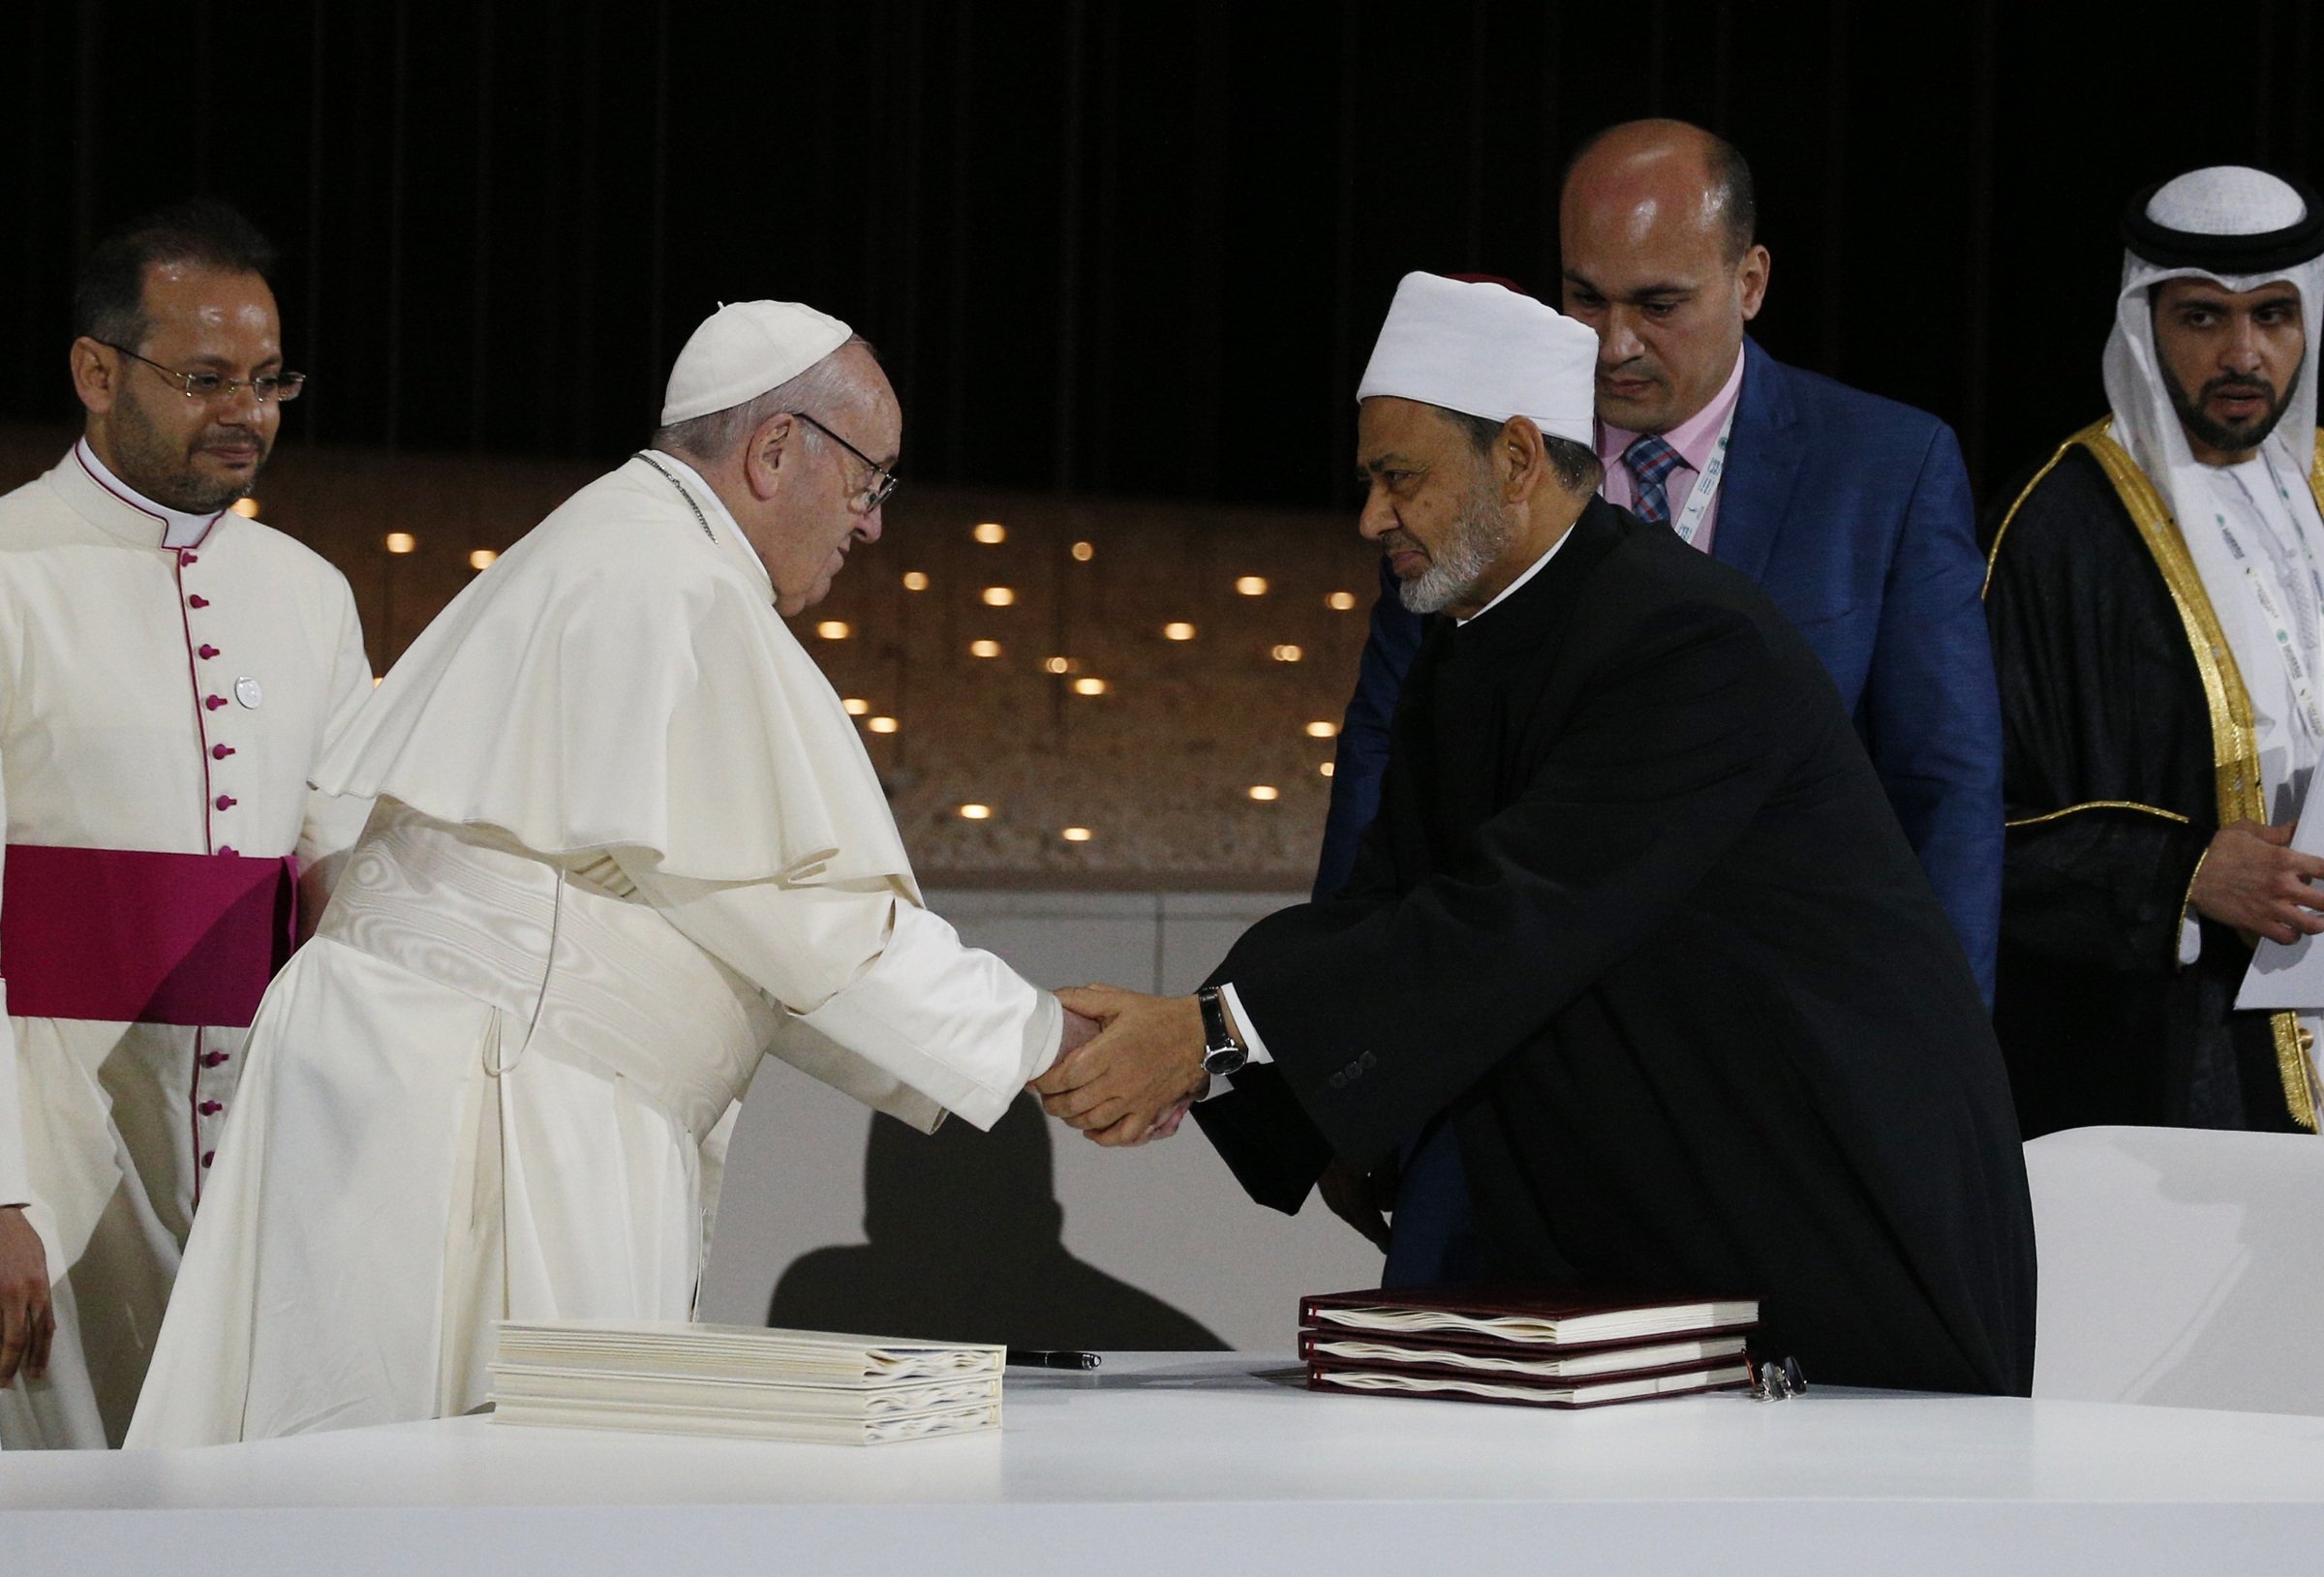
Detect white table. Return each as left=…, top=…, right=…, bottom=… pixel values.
left=6, top=1352, right=2322, bottom=1576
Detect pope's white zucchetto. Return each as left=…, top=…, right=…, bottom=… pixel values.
left=660, top=300, right=854, bottom=426
left=1356, top=272, right=1598, bottom=445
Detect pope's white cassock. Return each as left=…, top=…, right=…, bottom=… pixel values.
left=0, top=442, right=372, bottom=1449
left=127, top=444, right=1061, bottom=1446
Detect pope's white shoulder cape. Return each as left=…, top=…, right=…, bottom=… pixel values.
left=319, top=459, right=914, bottom=892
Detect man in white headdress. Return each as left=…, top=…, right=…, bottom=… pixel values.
left=1039, top=274, right=2037, bottom=1395
left=129, top=302, right=1092, bottom=1446
left=1985, top=166, right=2324, bottom=1137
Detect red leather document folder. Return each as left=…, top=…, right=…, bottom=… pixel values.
left=1299, top=1284, right=1759, bottom=1350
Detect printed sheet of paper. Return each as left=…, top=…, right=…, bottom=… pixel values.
left=2238, top=812, right=2324, bottom=1009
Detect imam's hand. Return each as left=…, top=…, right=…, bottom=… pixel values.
left=2190, top=820, right=2324, bottom=944
left=0, top=1205, right=53, bottom=1387
left=1033, top=985, right=1210, bottom=1146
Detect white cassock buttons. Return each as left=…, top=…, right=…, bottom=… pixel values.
left=235, top=677, right=263, bottom=709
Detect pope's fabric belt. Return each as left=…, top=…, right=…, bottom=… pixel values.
left=319, top=803, right=775, bottom=1141
left=0, top=844, right=298, bottom=1026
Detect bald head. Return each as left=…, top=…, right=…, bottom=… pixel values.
left=1559, top=119, right=1770, bottom=435
left=1564, top=120, right=1757, bottom=263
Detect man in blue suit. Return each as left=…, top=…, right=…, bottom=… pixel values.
left=1315, top=120, right=2003, bottom=1280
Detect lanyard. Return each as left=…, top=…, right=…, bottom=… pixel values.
left=1664, top=403, right=1740, bottom=548
left=2213, top=453, right=2324, bottom=742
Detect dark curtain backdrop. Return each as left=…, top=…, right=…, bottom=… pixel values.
left=3, top=0, right=2318, bottom=506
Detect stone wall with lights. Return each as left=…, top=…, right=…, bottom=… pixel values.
left=0, top=424, right=1382, bottom=888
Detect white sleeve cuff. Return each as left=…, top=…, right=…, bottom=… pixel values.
left=1218, top=983, right=1274, bottom=1066
left=795, top=901, right=1058, bottom=1132
left=2178, top=911, right=2202, bottom=966
left=1199, top=982, right=1275, bottom=1103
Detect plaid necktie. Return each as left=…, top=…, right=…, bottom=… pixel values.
left=1622, top=434, right=1685, bottom=526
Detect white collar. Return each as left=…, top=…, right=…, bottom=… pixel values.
left=1455, top=525, right=1574, bottom=625
left=641, top=449, right=776, bottom=601
left=75, top=438, right=226, bottom=550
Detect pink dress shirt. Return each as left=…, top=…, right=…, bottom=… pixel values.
left=1597, top=348, right=1748, bottom=554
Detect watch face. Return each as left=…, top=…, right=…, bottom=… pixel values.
left=1203, top=1044, right=1247, bottom=1077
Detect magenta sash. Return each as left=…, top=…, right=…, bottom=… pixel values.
left=0, top=845, right=297, bottom=1027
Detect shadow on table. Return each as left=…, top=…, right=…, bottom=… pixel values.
left=770, top=1092, right=1227, bottom=1351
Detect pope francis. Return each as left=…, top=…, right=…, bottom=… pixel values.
left=128, top=302, right=1087, bottom=1445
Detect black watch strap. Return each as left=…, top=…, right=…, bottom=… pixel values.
left=1198, top=986, right=1247, bottom=1077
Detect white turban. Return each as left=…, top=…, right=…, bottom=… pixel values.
left=1356, top=272, right=1597, bottom=444
left=660, top=300, right=853, bottom=426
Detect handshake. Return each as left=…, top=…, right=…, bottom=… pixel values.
left=1028, top=986, right=1219, bottom=1146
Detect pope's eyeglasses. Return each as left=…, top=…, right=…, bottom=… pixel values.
left=102, top=343, right=308, bottom=405
left=791, top=410, right=899, bottom=514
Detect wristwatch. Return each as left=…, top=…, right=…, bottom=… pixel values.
left=1196, top=986, right=1247, bottom=1077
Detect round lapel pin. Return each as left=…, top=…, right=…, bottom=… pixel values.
left=235, top=676, right=263, bottom=709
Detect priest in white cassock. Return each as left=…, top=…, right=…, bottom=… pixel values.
left=1986, top=166, right=2324, bottom=1137
left=0, top=201, right=371, bottom=1450
left=128, top=301, right=1091, bottom=1446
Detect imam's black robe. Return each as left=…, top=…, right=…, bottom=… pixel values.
left=1982, top=424, right=2313, bottom=1137
left=1194, top=499, right=2035, bottom=1397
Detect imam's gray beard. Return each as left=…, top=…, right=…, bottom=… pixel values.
left=1399, top=489, right=1517, bottom=615
left=106, top=389, right=266, bottom=514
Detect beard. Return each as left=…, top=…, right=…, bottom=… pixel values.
left=106, top=388, right=270, bottom=513
left=2163, top=360, right=2301, bottom=458
left=1395, top=481, right=1518, bottom=615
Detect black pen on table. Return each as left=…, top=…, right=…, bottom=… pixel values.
left=1007, top=1347, right=1101, bottom=1370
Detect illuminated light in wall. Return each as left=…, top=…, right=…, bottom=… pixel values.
left=1061, top=826, right=1093, bottom=842
left=868, top=715, right=900, bottom=734
left=1319, top=761, right=1335, bottom=777
left=903, top=571, right=931, bottom=591
left=982, top=587, right=1016, bottom=607
left=1072, top=677, right=1109, bottom=696
left=1236, top=576, right=1269, bottom=596
left=843, top=697, right=872, bottom=715
left=1163, top=622, right=1196, bottom=641
left=1271, top=644, right=1304, bottom=662
left=1044, top=656, right=1073, bottom=675
left=970, top=639, right=1002, bottom=657
left=1327, top=591, right=1358, bottom=611
left=960, top=803, right=994, bottom=820
left=1070, top=540, right=1095, bottom=561
left=469, top=549, right=498, bottom=569
left=973, top=522, right=1007, bottom=544
left=1305, top=720, right=1339, bottom=739
left=1248, top=784, right=1280, bottom=802
left=230, top=498, right=261, bottom=518
left=384, top=531, right=416, bottom=554
left=816, top=621, right=851, bottom=640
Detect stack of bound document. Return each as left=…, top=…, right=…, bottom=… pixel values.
left=489, top=1320, right=1005, bottom=1444
left=1300, top=1285, right=1758, bottom=1410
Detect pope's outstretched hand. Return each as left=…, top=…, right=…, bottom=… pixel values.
left=1058, top=1002, right=1103, bottom=1058
left=1032, top=985, right=1209, bottom=1146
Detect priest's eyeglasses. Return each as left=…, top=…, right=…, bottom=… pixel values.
left=792, top=410, right=899, bottom=513
left=103, top=344, right=309, bottom=405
